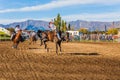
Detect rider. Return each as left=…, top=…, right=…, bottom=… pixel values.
left=11, top=25, right=21, bottom=41
left=11, top=25, right=22, bottom=48
left=15, top=25, right=21, bottom=33
left=49, top=20, right=61, bottom=40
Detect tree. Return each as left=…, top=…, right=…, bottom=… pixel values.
left=107, top=28, right=118, bottom=35
left=54, top=13, right=61, bottom=31
left=79, top=28, right=88, bottom=34
left=6, top=28, right=15, bottom=33
left=62, top=21, right=67, bottom=32
left=54, top=13, right=67, bottom=32
left=68, top=24, right=71, bottom=30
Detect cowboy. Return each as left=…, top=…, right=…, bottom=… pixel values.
left=49, top=20, right=61, bottom=40
left=11, top=25, right=23, bottom=48
left=15, top=25, right=21, bottom=33
left=11, top=25, right=21, bottom=41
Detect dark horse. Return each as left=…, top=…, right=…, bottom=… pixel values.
left=12, top=30, right=24, bottom=49
left=37, top=30, right=43, bottom=46
left=37, top=30, right=62, bottom=54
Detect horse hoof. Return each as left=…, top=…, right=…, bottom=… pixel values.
left=59, top=52, right=62, bottom=54
left=12, top=46, right=14, bottom=48
left=56, top=53, right=58, bottom=55
left=46, top=48, right=49, bottom=52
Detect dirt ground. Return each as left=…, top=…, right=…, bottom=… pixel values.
left=0, top=41, right=120, bottom=80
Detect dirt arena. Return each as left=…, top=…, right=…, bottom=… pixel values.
left=0, top=41, right=120, bottom=80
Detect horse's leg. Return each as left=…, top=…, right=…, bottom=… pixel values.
left=12, top=41, right=17, bottom=49
left=56, top=42, right=58, bottom=54
left=12, top=42, right=17, bottom=49
left=29, top=39, right=31, bottom=45
left=44, top=41, right=49, bottom=52
left=40, top=39, right=43, bottom=46
left=29, top=37, right=33, bottom=45
left=15, top=41, right=19, bottom=49
left=33, top=40, right=34, bottom=45
left=66, top=38, right=69, bottom=42
left=58, top=41, right=62, bottom=54
left=59, top=41, right=62, bottom=52
left=44, top=41, right=47, bottom=49
left=12, top=42, right=15, bottom=48
left=15, top=43, right=18, bottom=49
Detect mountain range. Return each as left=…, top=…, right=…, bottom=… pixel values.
left=0, top=20, right=120, bottom=31
left=69, top=20, right=120, bottom=31
left=0, top=20, right=49, bottom=31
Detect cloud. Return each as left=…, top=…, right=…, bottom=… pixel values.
left=0, top=18, right=29, bottom=24
left=62, top=12, right=120, bottom=22
left=0, top=0, right=120, bottom=13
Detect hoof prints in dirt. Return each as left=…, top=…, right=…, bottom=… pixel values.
left=29, top=48, right=40, bottom=49
left=65, top=52, right=99, bottom=56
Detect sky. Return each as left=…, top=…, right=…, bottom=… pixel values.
left=0, top=0, right=120, bottom=24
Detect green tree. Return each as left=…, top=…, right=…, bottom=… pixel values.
left=62, top=21, right=67, bottom=32
left=61, top=20, right=65, bottom=31
left=54, top=13, right=61, bottom=31
left=68, top=24, right=71, bottom=30
left=79, top=28, right=88, bottom=34
left=107, top=28, right=118, bottom=35
left=54, top=13, right=67, bottom=32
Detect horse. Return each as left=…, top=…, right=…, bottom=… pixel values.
left=37, top=30, right=62, bottom=54
left=37, top=30, right=43, bottom=46
left=29, top=31, right=37, bottom=45
left=12, top=30, right=23, bottom=49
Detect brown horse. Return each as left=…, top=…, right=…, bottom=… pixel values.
left=12, top=30, right=22, bottom=49
left=39, top=30, right=62, bottom=54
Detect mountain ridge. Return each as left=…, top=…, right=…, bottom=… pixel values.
left=0, top=20, right=120, bottom=31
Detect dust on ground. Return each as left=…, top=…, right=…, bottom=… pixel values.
left=0, top=41, right=120, bottom=80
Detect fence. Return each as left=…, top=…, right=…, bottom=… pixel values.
left=68, top=34, right=120, bottom=43
left=0, top=34, right=10, bottom=41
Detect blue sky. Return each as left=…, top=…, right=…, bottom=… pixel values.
left=0, top=0, right=120, bottom=24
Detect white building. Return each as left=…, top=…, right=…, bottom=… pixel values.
left=0, top=27, right=10, bottom=36
left=66, top=30, right=79, bottom=36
